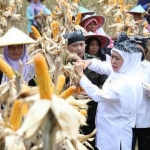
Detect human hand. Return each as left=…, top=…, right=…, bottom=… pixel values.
left=77, top=59, right=92, bottom=69
left=74, top=62, right=85, bottom=78
left=34, top=15, right=42, bottom=19
left=43, top=14, right=47, bottom=19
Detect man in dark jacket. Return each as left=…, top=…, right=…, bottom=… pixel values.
left=63, top=30, right=108, bottom=150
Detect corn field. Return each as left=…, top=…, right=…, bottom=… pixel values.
left=0, top=0, right=140, bottom=150
left=0, top=0, right=138, bottom=36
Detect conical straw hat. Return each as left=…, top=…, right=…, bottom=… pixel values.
left=0, top=27, right=37, bottom=47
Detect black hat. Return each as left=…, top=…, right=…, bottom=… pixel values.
left=63, top=30, right=85, bottom=46
left=113, top=32, right=143, bottom=53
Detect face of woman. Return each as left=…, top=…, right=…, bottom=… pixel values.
left=86, top=21, right=98, bottom=32
left=88, top=40, right=100, bottom=55
left=7, top=45, right=24, bottom=60
left=33, top=0, right=39, bottom=4
left=111, top=51, right=124, bottom=72
left=133, top=14, right=142, bottom=21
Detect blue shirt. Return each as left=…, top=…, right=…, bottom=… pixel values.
left=26, top=6, right=51, bottom=32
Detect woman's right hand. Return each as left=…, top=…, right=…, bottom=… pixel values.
left=34, top=15, right=42, bottom=19
left=77, top=59, right=92, bottom=69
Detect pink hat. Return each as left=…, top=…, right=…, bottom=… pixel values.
left=85, top=32, right=110, bottom=49
left=80, top=14, right=105, bottom=29
left=83, top=18, right=98, bottom=30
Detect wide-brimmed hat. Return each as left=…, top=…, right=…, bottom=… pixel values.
left=85, top=32, right=110, bottom=48
left=0, top=27, right=37, bottom=47
left=27, top=0, right=45, bottom=2
left=73, top=6, right=94, bottom=16
left=80, top=14, right=105, bottom=29
left=127, top=4, right=150, bottom=16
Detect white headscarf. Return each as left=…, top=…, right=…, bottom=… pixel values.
left=110, top=48, right=142, bottom=80
left=102, top=48, right=143, bottom=121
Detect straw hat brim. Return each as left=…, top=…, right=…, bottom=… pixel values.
left=80, top=15, right=105, bottom=29
left=27, top=0, right=45, bottom=2
left=0, top=27, right=37, bottom=47
left=85, top=34, right=110, bottom=49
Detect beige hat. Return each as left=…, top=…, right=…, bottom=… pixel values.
left=0, top=27, right=37, bottom=47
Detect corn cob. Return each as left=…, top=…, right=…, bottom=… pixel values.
left=74, top=0, right=80, bottom=3
left=116, top=16, right=121, bottom=23
left=62, top=1, right=70, bottom=9
left=31, top=25, right=41, bottom=38
left=124, top=4, right=131, bottom=11
left=75, top=86, right=84, bottom=94
left=34, top=53, right=53, bottom=100
left=119, top=0, right=124, bottom=5
left=119, top=5, right=124, bottom=13
left=59, top=86, right=76, bottom=100
left=67, top=9, right=72, bottom=22
left=9, top=100, right=23, bottom=130
left=75, top=13, right=81, bottom=25
left=79, top=109, right=87, bottom=116
left=38, top=10, right=43, bottom=16
left=55, top=75, right=66, bottom=95
left=21, top=102, right=29, bottom=115
left=0, top=58, right=15, bottom=79
left=55, top=6, right=60, bottom=12
left=51, top=21, right=60, bottom=38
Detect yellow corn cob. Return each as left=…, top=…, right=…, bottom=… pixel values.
left=75, top=13, right=81, bottom=25
left=38, top=10, right=43, bottom=16
left=55, top=75, right=66, bottom=95
left=118, top=0, right=124, bottom=5
left=0, top=58, right=15, bottom=79
left=127, top=27, right=132, bottom=36
left=67, top=9, right=72, bottom=22
left=52, top=11, right=56, bottom=16
left=31, top=25, right=41, bottom=38
left=21, top=102, right=29, bottom=115
left=55, top=6, right=60, bottom=12
left=116, top=16, right=122, bottom=23
left=120, top=5, right=124, bottom=13
left=124, top=4, right=131, bottom=11
left=74, top=0, right=80, bottom=3
left=62, top=1, right=70, bottom=9
left=9, top=100, right=23, bottom=130
left=75, top=86, right=84, bottom=94
left=113, top=0, right=117, bottom=4
left=51, top=21, right=60, bottom=38
left=59, top=86, right=76, bottom=100
left=80, top=109, right=87, bottom=116
left=34, top=53, right=53, bottom=100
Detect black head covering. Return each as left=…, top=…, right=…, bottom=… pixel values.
left=113, top=32, right=143, bottom=53
left=129, top=36, right=150, bottom=49
left=129, top=36, right=150, bottom=60
left=63, top=30, right=85, bottom=46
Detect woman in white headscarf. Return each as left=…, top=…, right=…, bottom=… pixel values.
left=74, top=32, right=143, bottom=150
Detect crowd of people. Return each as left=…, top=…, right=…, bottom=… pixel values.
left=0, top=0, right=150, bottom=150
